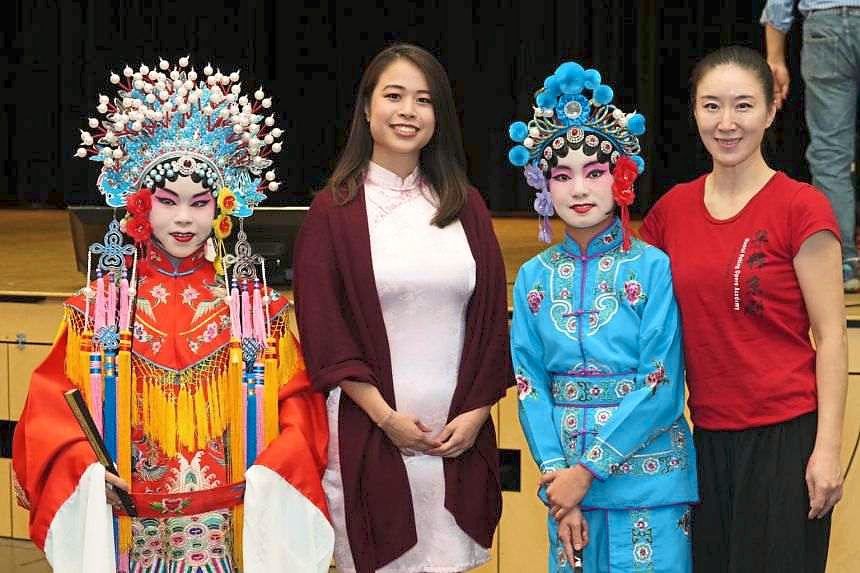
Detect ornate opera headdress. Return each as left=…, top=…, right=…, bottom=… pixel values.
left=506, top=61, right=646, bottom=249
left=76, top=56, right=282, bottom=216
left=73, top=55, right=286, bottom=341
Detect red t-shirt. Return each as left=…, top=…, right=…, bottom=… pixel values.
left=639, top=172, right=840, bottom=430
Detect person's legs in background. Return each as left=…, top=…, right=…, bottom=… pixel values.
left=802, top=8, right=860, bottom=291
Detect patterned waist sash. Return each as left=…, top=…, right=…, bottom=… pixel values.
left=117, top=482, right=246, bottom=519
left=550, top=371, right=637, bottom=406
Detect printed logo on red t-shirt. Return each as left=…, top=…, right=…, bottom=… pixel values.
left=731, top=229, right=768, bottom=316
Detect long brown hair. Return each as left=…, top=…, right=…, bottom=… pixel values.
left=328, top=43, right=469, bottom=227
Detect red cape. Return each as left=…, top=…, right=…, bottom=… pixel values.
left=13, top=254, right=329, bottom=550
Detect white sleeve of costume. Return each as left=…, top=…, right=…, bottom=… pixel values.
left=243, top=464, right=334, bottom=573
left=44, top=462, right=117, bottom=573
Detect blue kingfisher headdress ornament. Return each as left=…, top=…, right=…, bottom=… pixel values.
left=75, top=56, right=283, bottom=219
left=507, top=61, right=646, bottom=247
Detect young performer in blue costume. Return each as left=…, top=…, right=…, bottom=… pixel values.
left=507, top=61, right=698, bottom=572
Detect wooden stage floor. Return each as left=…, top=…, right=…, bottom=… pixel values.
left=1, top=208, right=859, bottom=572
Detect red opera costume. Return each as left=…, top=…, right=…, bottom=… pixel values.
left=11, top=56, right=333, bottom=573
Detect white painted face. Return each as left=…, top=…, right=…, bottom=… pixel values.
left=547, top=147, right=615, bottom=233
left=149, top=176, right=215, bottom=258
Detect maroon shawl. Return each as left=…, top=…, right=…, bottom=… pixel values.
left=293, top=185, right=512, bottom=572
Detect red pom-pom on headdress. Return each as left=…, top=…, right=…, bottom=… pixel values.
left=122, top=188, right=153, bottom=245
left=126, top=216, right=152, bottom=243
left=612, top=156, right=639, bottom=251
left=126, top=188, right=152, bottom=217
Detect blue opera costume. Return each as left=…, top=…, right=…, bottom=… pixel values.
left=508, top=61, right=698, bottom=572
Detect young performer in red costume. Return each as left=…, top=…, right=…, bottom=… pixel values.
left=12, top=57, right=334, bottom=573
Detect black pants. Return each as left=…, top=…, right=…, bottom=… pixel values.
left=692, top=411, right=832, bottom=573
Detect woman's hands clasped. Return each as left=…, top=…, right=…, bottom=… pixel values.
left=380, top=406, right=490, bottom=458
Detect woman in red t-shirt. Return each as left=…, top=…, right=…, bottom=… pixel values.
left=639, top=46, right=846, bottom=573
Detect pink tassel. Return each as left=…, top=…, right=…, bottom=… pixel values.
left=107, top=274, right=117, bottom=328
left=241, top=282, right=252, bottom=339
left=229, top=281, right=241, bottom=339
left=255, top=383, right=264, bottom=457
left=118, top=276, right=130, bottom=331
left=94, top=271, right=106, bottom=332
left=252, top=280, right=265, bottom=344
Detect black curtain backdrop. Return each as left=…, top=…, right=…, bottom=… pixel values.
left=0, top=0, right=807, bottom=215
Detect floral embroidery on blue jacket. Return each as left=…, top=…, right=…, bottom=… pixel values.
left=511, top=217, right=698, bottom=509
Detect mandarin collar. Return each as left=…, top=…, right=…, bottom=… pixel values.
left=560, top=217, right=624, bottom=258
left=365, top=161, right=422, bottom=191
left=145, top=240, right=208, bottom=277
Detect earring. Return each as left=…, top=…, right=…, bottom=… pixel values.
left=204, top=237, right=216, bottom=262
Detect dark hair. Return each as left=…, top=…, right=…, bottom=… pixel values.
left=689, top=45, right=775, bottom=110
left=539, top=127, right=620, bottom=177
left=143, top=156, right=219, bottom=191
left=327, top=43, right=469, bottom=227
